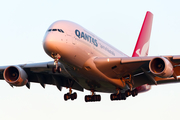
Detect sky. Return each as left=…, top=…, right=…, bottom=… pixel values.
left=0, top=0, right=180, bottom=120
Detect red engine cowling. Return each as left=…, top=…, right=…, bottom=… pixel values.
left=3, top=66, right=28, bottom=86
left=149, top=57, right=174, bottom=78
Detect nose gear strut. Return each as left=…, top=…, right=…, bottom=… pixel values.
left=51, top=53, right=61, bottom=73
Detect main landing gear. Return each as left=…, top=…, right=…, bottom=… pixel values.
left=110, top=74, right=138, bottom=101
left=64, top=88, right=77, bottom=101
left=85, top=90, right=101, bottom=102
left=110, top=93, right=126, bottom=101
left=110, top=89, right=126, bottom=101
left=110, top=89, right=138, bottom=101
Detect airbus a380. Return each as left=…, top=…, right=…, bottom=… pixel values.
left=1, top=11, right=180, bottom=102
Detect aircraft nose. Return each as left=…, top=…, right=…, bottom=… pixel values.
left=43, top=33, right=58, bottom=55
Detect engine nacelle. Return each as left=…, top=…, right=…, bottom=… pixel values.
left=3, top=66, right=28, bottom=86
left=136, top=84, right=151, bottom=93
left=149, top=57, right=173, bottom=78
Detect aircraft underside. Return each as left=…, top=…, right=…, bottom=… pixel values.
left=50, top=54, right=140, bottom=102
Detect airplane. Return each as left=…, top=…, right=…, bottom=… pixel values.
left=1, top=11, right=180, bottom=102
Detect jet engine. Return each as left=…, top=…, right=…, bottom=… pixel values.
left=3, top=66, right=28, bottom=86
left=149, top=57, right=174, bottom=78
left=136, top=84, right=151, bottom=93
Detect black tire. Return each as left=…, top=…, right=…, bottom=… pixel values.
left=73, top=92, right=77, bottom=99
left=121, top=93, right=126, bottom=100
left=70, top=94, right=74, bottom=100
left=64, top=94, right=68, bottom=101
left=131, top=90, right=137, bottom=97
left=110, top=94, right=114, bottom=101
left=90, top=95, right=94, bottom=101
left=135, top=89, right=138, bottom=96
left=117, top=94, right=121, bottom=100
left=110, top=94, right=116, bottom=101
left=70, top=92, right=77, bottom=100
left=85, top=96, right=89, bottom=102
left=57, top=66, right=61, bottom=73
left=52, top=67, right=56, bottom=73
left=97, top=95, right=101, bottom=101
left=125, top=90, right=131, bottom=97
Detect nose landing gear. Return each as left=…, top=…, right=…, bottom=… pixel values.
left=51, top=53, right=62, bottom=73
left=52, top=66, right=61, bottom=73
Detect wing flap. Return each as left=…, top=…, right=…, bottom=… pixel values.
left=133, top=71, right=180, bottom=87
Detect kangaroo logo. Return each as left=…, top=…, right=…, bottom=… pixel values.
left=136, top=41, right=149, bottom=57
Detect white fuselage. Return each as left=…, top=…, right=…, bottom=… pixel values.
left=43, top=20, right=129, bottom=92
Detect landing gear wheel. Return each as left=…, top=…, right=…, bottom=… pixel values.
left=110, top=93, right=121, bottom=101
left=117, top=94, right=121, bottom=100
left=110, top=94, right=116, bottom=100
left=85, top=95, right=90, bottom=102
left=70, top=95, right=74, bottom=100
left=96, top=95, right=101, bottom=101
left=121, top=93, right=126, bottom=100
left=73, top=92, right=77, bottom=99
left=85, top=95, right=101, bottom=102
left=132, top=89, right=138, bottom=97
left=52, top=66, right=61, bottom=73
left=110, top=94, right=114, bottom=101
left=52, top=67, right=56, bottom=73
left=64, top=93, right=70, bottom=101
left=57, top=66, right=61, bottom=73
left=125, top=90, right=131, bottom=97
left=64, top=92, right=77, bottom=101
left=70, top=92, right=77, bottom=100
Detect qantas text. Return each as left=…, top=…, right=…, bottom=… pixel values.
left=75, top=29, right=98, bottom=47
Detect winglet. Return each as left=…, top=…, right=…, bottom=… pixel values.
left=132, top=11, right=153, bottom=57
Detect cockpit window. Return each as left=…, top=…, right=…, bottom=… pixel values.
left=47, top=29, right=64, bottom=33
left=52, top=29, right=57, bottom=31
left=58, top=29, right=64, bottom=33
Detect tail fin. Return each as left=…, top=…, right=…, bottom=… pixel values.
left=132, top=11, right=153, bottom=57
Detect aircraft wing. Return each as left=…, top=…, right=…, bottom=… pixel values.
left=94, top=55, right=180, bottom=87
left=0, top=61, right=83, bottom=91
left=1, top=55, right=180, bottom=92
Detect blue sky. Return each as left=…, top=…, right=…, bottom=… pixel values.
left=0, top=0, right=180, bottom=120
